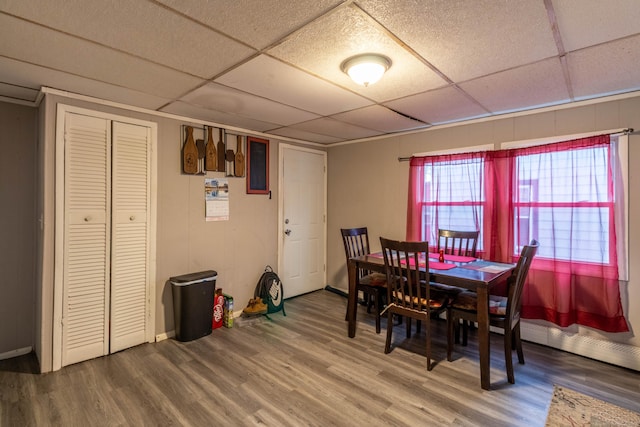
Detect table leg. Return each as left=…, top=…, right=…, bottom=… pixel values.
left=477, top=286, right=491, bottom=390
left=347, top=259, right=357, bottom=338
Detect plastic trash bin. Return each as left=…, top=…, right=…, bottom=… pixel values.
left=170, top=270, right=217, bottom=342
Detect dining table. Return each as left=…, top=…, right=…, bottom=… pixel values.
left=346, top=252, right=515, bottom=390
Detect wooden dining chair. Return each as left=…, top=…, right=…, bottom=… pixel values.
left=341, top=227, right=387, bottom=333
left=380, top=237, right=448, bottom=371
left=430, top=229, right=480, bottom=336
left=446, top=240, right=539, bottom=384
left=437, top=229, right=479, bottom=257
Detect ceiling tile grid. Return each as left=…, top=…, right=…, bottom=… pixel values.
left=1, top=0, right=640, bottom=144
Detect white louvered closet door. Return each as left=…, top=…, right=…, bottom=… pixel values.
left=61, top=112, right=151, bottom=367
left=62, top=113, right=111, bottom=366
left=110, top=122, right=150, bottom=353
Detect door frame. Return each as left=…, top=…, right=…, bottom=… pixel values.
left=277, top=144, right=327, bottom=293
left=53, top=104, right=157, bottom=371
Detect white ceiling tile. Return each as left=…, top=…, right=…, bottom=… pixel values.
left=552, top=0, right=640, bottom=52
left=568, top=36, right=640, bottom=100
left=267, top=5, right=448, bottom=102
left=385, top=86, right=489, bottom=125
left=459, top=58, right=570, bottom=114
left=160, top=101, right=281, bottom=132
left=0, top=14, right=204, bottom=99
left=287, top=117, right=380, bottom=140
left=215, top=55, right=372, bottom=115
left=267, top=127, right=343, bottom=144
left=1, top=0, right=255, bottom=79
left=331, top=105, right=428, bottom=133
left=0, top=57, right=172, bottom=110
left=179, top=83, right=320, bottom=126
left=155, top=0, right=344, bottom=50
left=358, top=0, right=558, bottom=82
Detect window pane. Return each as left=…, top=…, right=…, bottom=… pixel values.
left=425, top=159, right=484, bottom=202
left=517, top=206, right=610, bottom=263
left=516, top=147, right=609, bottom=203
left=423, top=205, right=484, bottom=250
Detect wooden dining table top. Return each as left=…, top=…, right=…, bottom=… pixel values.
left=354, top=253, right=514, bottom=290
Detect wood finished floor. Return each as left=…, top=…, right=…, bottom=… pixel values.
left=1, top=289, right=639, bottom=426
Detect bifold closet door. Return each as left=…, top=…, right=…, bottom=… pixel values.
left=62, top=113, right=111, bottom=366
left=110, top=122, right=150, bottom=353
left=61, top=114, right=151, bottom=367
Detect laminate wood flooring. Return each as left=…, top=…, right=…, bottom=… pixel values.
left=1, top=289, right=639, bottom=426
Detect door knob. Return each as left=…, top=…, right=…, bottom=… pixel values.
left=284, top=229, right=291, bottom=236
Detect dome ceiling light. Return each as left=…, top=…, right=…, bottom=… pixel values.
left=341, top=54, right=391, bottom=87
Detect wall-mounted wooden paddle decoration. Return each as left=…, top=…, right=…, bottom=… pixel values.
left=217, top=128, right=226, bottom=172
left=205, top=126, right=217, bottom=171
left=235, top=135, right=245, bottom=177
left=196, top=139, right=206, bottom=175
left=225, top=149, right=235, bottom=177
left=182, top=126, right=198, bottom=174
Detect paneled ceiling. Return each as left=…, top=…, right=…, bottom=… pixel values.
left=1, top=0, right=640, bottom=144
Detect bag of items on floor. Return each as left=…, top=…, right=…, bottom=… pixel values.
left=243, top=265, right=286, bottom=319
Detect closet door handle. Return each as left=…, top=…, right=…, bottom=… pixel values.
left=130, top=215, right=135, bottom=221
left=84, top=216, right=92, bottom=222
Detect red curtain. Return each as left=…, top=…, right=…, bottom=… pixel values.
left=406, top=135, right=629, bottom=333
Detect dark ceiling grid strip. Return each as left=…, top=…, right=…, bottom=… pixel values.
left=543, top=0, right=574, bottom=101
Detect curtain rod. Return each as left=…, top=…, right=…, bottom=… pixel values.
left=397, top=128, right=635, bottom=162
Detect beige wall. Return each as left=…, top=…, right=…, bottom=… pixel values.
left=326, top=95, right=640, bottom=348
left=4, top=91, right=638, bottom=369
left=0, top=102, right=37, bottom=356
left=36, top=94, right=287, bottom=371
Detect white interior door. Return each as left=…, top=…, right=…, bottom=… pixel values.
left=279, top=145, right=326, bottom=298
left=61, top=113, right=111, bottom=366
left=110, top=122, right=150, bottom=353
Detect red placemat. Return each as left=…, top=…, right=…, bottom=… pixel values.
left=369, top=253, right=456, bottom=270
left=428, top=252, right=477, bottom=263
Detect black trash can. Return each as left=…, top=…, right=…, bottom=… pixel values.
left=170, top=270, right=217, bottom=342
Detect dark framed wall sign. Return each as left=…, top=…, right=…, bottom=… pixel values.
left=246, top=136, right=269, bottom=194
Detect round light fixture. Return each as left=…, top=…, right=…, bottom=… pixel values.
left=341, top=54, right=391, bottom=87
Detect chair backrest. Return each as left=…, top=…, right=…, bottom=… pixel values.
left=437, top=229, right=479, bottom=257
left=341, top=227, right=371, bottom=280
left=380, top=237, right=432, bottom=313
left=341, top=227, right=371, bottom=260
left=506, top=239, right=539, bottom=322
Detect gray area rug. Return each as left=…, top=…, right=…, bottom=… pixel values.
left=546, top=385, right=640, bottom=426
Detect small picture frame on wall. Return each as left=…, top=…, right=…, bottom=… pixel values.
left=246, top=136, right=269, bottom=194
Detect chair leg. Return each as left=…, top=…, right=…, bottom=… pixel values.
left=425, top=317, right=432, bottom=371
left=385, top=311, right=393, bottom=354
left=462, top=321, right=468, bottom=346
left=374, top=290, right=381, bottom=334
left=504, top=326, right=515, bottom=384
left=416, top=319, right=422, bottom=334
left=406, top=318, right=412, bottom=338
left=514, top=324, right=525, bottom=364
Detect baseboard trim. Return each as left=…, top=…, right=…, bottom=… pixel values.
left=0, top=346, right=32, bottom=361
left=520, top=322, right=640, bottom=371
left=155, top=331, right=175, bottom=342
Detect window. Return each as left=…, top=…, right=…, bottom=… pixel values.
left=420, top=156, right=485, bottom=250
left=407, top=132, right=629, bottom=332
left=514, top=145, right=614, bottom=264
